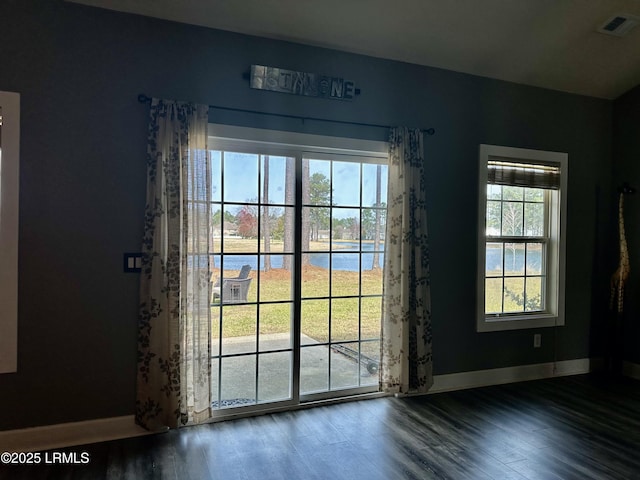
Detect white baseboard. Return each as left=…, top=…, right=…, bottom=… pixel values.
left=0, top=415, right=150, bottom=453
left=430, top=358, right=594, bottom=394
left=623, top=361, right=640, bottom=380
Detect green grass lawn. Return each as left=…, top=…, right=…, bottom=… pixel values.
left=485, top=274, right=543, bottom=313
left=210, top=261, right=541, bottom=346
left=211, top=266, right=383, bottom=343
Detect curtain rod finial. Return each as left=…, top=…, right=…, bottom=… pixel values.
left=425, top=128, right=435, bottom=136
left=138, top=94, right=151, bottom=104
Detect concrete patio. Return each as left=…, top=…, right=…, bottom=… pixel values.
left=211, top=333, right=379, bottom=407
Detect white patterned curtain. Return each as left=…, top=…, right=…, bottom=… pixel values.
left=380, top=127, right=433, bottom=394
left=136, top=98, right=211, bottom=430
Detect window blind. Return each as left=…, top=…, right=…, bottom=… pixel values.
left=487, top=159, right=561, bottom=190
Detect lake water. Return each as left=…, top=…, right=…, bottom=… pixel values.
left=193, top=243, right=540, bottom=274
left=486, top=246, right=542, bottom=273
left=210, top=242, right=385, bottom=272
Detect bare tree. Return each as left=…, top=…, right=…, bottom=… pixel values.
left=502, top=201, right=522, bottom=271
left=372, top=164, right=382, bottom=270
left=308, top=173, right=331, bottom=241
left=262, top=156, right=271, bottom=271
left=283, top=157, right=295, bottom=270
left=301, top=159, right=310, bottom=265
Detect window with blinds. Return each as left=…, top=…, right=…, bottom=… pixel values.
left=477, top=145, right=567, bottom=332
left=487, top=159, right=561, bottom=190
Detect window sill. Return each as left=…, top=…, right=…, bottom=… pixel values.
left=477, top=313, right=564, bottom=332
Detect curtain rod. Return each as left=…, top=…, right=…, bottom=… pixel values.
left=137, top=94, right=435, bottom=136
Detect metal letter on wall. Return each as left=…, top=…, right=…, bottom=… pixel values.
left=250, top=65, right=358, bottom=101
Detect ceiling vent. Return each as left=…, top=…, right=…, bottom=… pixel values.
left=597, top=13, right=640, bottom=37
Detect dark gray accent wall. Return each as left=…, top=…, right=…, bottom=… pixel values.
left=613, top=85, right=640, bottom=365
left=0, top=0, right=614, bottom=430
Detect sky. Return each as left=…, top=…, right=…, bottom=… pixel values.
left=211, top=151, right=388, bottom=218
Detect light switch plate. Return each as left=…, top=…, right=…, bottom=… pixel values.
left=123, top=253, right=142, bottom=273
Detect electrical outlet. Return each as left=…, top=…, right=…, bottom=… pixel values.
left=533, top=334, right=541, bottom=348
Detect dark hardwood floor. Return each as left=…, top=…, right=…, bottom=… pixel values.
left=2, top=374, right=640, bottom=479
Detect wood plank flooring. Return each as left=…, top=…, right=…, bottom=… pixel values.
left=2, top=374, right=640, bottom=479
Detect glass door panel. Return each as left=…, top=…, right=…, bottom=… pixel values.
left=299, top=156, right=383, bottom=398
left=211, top=152, right=295, bottom=411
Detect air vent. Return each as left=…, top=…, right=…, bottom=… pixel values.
left=597, top=13, right=640, bottom=37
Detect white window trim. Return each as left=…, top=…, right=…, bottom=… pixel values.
left=0, top=91, right=20, bottom=373
left=207, top=124, right=388, bottom=158
left=477, top=144, right=567, bottom=333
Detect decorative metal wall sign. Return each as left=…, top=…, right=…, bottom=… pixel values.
left=250, top=65, right=358, bottom=101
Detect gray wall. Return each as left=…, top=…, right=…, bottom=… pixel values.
left=0, top=0, right=614, bottom=430
left=613, top=85, right=640, bottom=365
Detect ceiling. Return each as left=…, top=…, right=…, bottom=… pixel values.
left=68, top=0, right=640, bottom=99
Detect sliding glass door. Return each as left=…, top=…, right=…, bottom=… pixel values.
left=208, top=129, right=387, bottom=414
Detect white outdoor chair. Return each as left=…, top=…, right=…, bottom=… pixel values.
left=211, top=265, right=252, bottom=304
